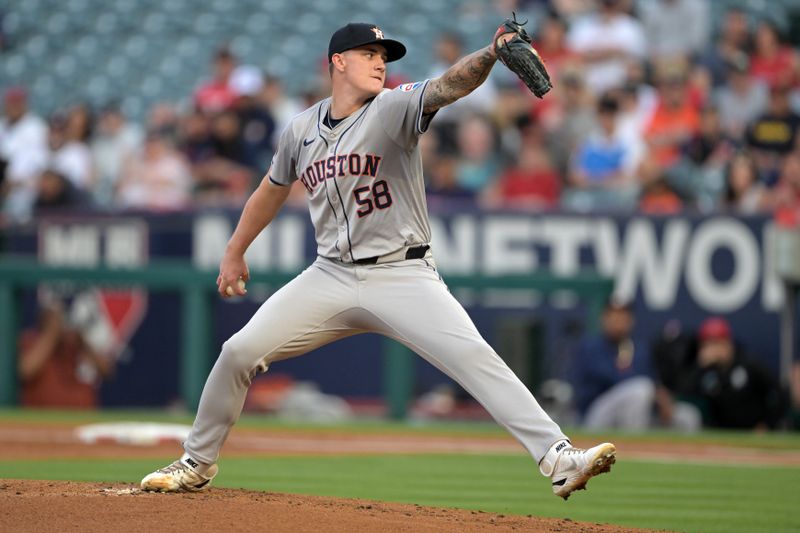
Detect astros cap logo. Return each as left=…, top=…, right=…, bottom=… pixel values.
left=371, top=26, right=384, bottom=39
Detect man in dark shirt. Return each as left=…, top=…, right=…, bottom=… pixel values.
left=572, top=297, right=654, bottom=430
left=745, top=82, right=800, bottom=185
left=688, top=317, right=784, bottom=429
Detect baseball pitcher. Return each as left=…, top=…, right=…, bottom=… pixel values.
left=142, top=18, right=615, bottom=500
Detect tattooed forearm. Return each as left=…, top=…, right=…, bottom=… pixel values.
left=423, top=46, right=497, bottom=114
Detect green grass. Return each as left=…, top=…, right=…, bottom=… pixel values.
left=1, top=454, right=798, bottom=532
left=2, top=408, right=799, bottom=449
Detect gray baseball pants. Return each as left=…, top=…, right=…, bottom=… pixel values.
left=184, top=255, right=566, bottom=464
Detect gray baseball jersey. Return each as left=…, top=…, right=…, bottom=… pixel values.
left=269, top=81, right=433, bottom=262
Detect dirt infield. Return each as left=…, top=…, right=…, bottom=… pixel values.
left=0, top=479, right=646, bottom=533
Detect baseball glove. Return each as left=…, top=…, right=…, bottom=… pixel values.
left=494, top=14, right=552, bottom=98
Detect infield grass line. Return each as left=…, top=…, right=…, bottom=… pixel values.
left=1, top=408, right=799, bottom=450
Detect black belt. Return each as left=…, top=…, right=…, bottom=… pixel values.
left=353, top=245, right=430, bottom=265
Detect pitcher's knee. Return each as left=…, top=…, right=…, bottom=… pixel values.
left=219, top=338, right=264, bottom=378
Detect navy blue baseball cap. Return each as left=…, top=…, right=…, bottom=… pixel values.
left=328, top=23, right=406, bottom=63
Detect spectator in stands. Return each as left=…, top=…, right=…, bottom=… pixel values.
left=18, top=291, right=114, bottom=409
left=563, top=93, right=642, bottom=211
left=0, top=87, right=49, bottom=222
left=426, top=155, right=475, bottom=204
left=615, top=62, right=658, bottom=144
left=549, top=0, right=597, bottom=22
left=650, top=319, right=702, bottom=431
left=261, top=75, right=304, bottom=149
left=116, top=130, right=192, bottom=210
left=455, top=115, right=500, bottom=193
left=90, top=103, right=144, bottom=209
left=566, top=0, right=646, bottom=94
left=714, top=53, right=768, bottom=141
left=179, top=110, right=215, bottom=166
left=639, top=0, right=710, bottom=59
left=749, top=20, right=798, bottom=90
left=745, top=82, right=800, bottom=186
left=686, top=317, right=785, bottom=430
left=773, top=152, right=800, bottom=210
left=210, top=110, right=249, bottom=169
left=425, top=122, right=474, bottom=205
left=180, top=108, right=251, bottom=205
left=195, top=110, right=254, bottom=203
left=720, top=151, right=770, bottom=214
left=532, top=11, right=579, bottom=82
left=571, top=297, right=654, bottom=430
left=645, top=63, right=700, bottom=168
left=48, top=106, right=94, bottom=194
left=482, top=128, right=561, bottom=210
left=541, top=69, right=595, bottom=176
left=684, top=105, right=736, bottom=169
left=33, top=168, right=90, bottom=213
left=429, top=32, right=498, bottom=154
left=698, top=6, right=752, bottom=87
left=146, top=103, right=180, bottom=140
left=229, top=65, right=276, bottom=173
left=194, top=46, right=238, bottom=114
left=637, top=157, right=683, bottom=214
left=677, top=105, right=736, bottom=207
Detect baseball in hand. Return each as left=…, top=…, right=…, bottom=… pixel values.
left=226, top=278, right=247, bottom=296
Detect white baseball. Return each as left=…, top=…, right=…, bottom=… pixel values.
left=225, top=278, right=246, bottom=296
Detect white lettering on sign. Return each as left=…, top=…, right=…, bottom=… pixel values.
left=105, top=224, right=146, bottom=266
left=190, top=212, right=782, bottom=313
left=539, top=217, right=590, bottom=276
left=192, top=215, right=232, bottom=268
left=430, top=216, right=477, bottom=274
left=590, top=218, right=620, bottom=278
left=276, top=217, right=305, bottom=271
left=42, top=225, right=100, bottom=265
left=761, top=222, right=784, bottom=310
left=482, top=217, right=537, bottom=274
left=41, top=222, right=147, bottom=266
left=685, top=218, right=760, bottom=312
left=192, top=214, right=305, bottom=270
left=616, top=218, right=689, bottom=309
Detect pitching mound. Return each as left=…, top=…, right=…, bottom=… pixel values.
left=0, top=479, right=645, bottom=533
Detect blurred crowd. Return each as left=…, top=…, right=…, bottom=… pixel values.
left=2, top=0, right=800, bottom=225
left=0, top=45, right=308, bottom=223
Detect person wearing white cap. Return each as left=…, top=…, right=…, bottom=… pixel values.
left=229, top=65, right=275, bottom=173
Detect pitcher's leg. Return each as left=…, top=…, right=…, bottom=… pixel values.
left=185, top=260, right=359, bottom=465
left=362, top=262, right=566, bottom=462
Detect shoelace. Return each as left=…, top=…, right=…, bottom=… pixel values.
left=560, top=447, right=586, bottom=457
left=158, top=461, right=189, bottom=475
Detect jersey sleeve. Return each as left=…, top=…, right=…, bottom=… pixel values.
left=375, top=80, right=437, bottom=148
left=267, top=124, right=298, bottom=186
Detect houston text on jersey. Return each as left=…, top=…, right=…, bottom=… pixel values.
left=298, top=153, right=383, bottom=193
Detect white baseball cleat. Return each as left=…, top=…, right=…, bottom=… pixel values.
left=140, top=456, right=219, bottom=493
left=548, top=442, right=616, bottom=500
